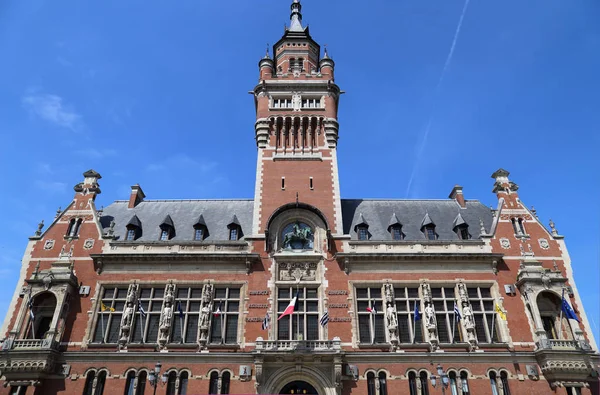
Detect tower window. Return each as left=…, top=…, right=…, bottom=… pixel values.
left=281, top=177, right=285, bottom=190
left=309, top=177, right=313, bottom=190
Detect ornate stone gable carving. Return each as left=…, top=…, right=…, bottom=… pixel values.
left=197, top=283, right=214, bottom=350
left=279, top=261, right=318, bottom=281
left=118, top=283, right=138, bottom=350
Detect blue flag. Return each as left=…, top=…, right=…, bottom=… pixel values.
left=177, top=301, right=184, bottom=319
left=561, top=297, right=579, bottom=322
left=453, top=302, right=461, bottom=321
left=414, top=301, right=421, bottom=321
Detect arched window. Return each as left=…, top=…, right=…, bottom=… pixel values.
left=221, top=371, right=230, bottom=395
left=73, top=218, right=83, bottom=236
left=500, top=371, right=511, bottom=395
left=178, top=371, right=188, bottom=395
left=511, top=218, right=519, bottom=234
left=27, top=292, right=57, bottom=340
left=517, top=218, right=526, bottom=234
left=408, top=371, right=417, bottom=395
left=124, top=371, right=136, bottom=395
left=209, top=372, right=219, bottom=395
left=460, top=371, right=470, bottom=395
left=489, top=371, right=499, bottom=395
left=419, top=371, right=429, bottom=395
left=66, top=218, right=76, bottom=236
left=166, top=371, right=177, bottom=395
left=96, top=370, right=107, bottom=395
left=378, top=372, right=387, bottom=395
left=136, top=371, right=147, bottom=395
left=448, top=371, right=458, bottom=395
left=82, top=371, right=95, bottom=395
left=366, top=372, right=376, bottom=395
left=537, top=292, right=564, bottom=340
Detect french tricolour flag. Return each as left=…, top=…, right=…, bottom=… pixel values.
left=278, top=291, right=300, bottom=320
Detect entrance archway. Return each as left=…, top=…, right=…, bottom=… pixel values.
left=280, top=381, right=318, bottom=395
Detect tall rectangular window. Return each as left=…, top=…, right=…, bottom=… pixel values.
left=131, top=287, right=164, bottom=343
left=229, top=228, right=238, bottom=241
left=93, top=287, right=127, bottom=343
left=355, top=287, right=385, bottom=344
left=210, top=287, right=240, bottom=344
left=277, top=287, right=319, bottom=340
left=357, top=227, right=368, bottom=241
left=393, top=286, right=423, bottom=343
left=126, top=229, right=136, bottom=241
left=171, top=287, right=203, bottom=344
left=194, top=228, right=204, bottom=241
left=430, top=287, right=462, bottom=343
left=468, top=286, right=499, bottom=343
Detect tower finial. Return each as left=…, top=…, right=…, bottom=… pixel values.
left=264, top=43, right=271, bottom=59
left=289, top=0, right=303, bottom=32
left=323, top=44, right=330, bottom=59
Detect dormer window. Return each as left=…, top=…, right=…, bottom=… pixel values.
left=423, top=225, right=437, bottom=240
left=125, top=214, right=142, bottom=241
left=194, top=228, right=204, bottom=241
left=354, top=214, right=370, bottom=241
left=227, top=215, right=243, bottom=241
left=455, top=224, right=470, bottom=240
left=193, top=215, right=208, bottom=241
left=158, top=215, right=175, bottom=241
left=390, top=225, right=404, bottom=240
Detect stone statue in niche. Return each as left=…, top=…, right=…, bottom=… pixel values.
left=424, top=302, right=436, bottom=328
left=292, top=93, right=302, bottom=111
left=386, top=304, right=399, bottom=342
left=421, top=280, right=431, bottom=302
left=462, top=303, right=474, bottom=329
left=457, top=281, right=469, bottom=303
left=384, top=282, right=394, bottom=304
left=198, top=284, right=214, bottom=348
left=282, top=222, right=313, bottom=250
left=118, top=283, right=138, bottom=349
left=158, top=282, right=176, bottom=348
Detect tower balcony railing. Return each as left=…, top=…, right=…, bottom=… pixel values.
left=2, top=338, right=59, bottom=352
left=255, top=337, right=341, bottom=352
left=537, top=338, right=591, bottom=351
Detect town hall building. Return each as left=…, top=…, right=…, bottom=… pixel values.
left=1, top=1, right=598, bottom=394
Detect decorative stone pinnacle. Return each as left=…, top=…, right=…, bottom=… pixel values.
left=479, top=218, right=486, bottom=235
left=289, top=0, right=303, bottom=32
left=549, top=219, right=558, bottom=236
left=35, top=220, right=44, bottom=236
left=55, top=207, right=62, bottom=219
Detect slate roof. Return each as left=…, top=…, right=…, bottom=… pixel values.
left=100, top=200, right=253, bottom=242
left=99, top=198, right=493, bottom=242
left=341, top=200, right=493, bottom=241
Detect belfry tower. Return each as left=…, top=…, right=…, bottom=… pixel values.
left=252, top=0, right=343, bottom=237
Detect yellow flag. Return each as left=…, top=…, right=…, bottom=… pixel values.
left=495, top=303, right=507, bottom=321
left=101, top=302, right=115, bottom=312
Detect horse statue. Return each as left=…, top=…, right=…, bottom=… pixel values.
left=282, top=222, right=313, bottom=250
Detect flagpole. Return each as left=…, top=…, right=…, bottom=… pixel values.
left=452, top=306, right=457, bottom=344
left=412, top=301, right=417, bottom=344
left=490, top=306, right=496, bottom=344
left=558, top=287, right=565, bottom=340
left=296, top=284, right=300, bottom=341
left=221, top=304, right=225, bottom=344
left=100, top=307, right=105, bottom=344
left=179, top=314, right=184, bottom=343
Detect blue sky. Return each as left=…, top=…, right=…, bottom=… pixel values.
left=0, top=1, right=598, bottom=341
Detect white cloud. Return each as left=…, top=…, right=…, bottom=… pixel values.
left=22, top=92, right=83, bottom=132
left=34, top=180, right=67, bottom=194
left=74, top=149, right=117, bottom=159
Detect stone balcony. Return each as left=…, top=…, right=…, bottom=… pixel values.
left=254, top=337, right=341, bottom=353
left=537, top=338, right=592, bottom=352
left=0, top=338, right=62, bottom=386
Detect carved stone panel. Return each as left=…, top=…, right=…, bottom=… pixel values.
left=278, top=262, right=318, bottom=282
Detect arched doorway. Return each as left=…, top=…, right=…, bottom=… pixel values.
left=536, top=291, right=570, bottom=340
left=27, top=292, right=57, bottom=339
left=280, top=381, right=318, bottom=395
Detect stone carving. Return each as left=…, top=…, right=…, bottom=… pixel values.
left=279, top=262, right=317, bottom=281
left=538, top=238, right=549, bottom=250
left=282, top=222, right=313, bottom=250
left=83, top=239, right=94, bottom=250
left=462, top=303, right=474, bottom=329
left=44, top=240, right=55, bottom=250
left=549, top=219, right=558, bottom=236
left=500, top=238, right=511, bottom=249
left=541, top=272, right=551, bottom=289
left=420, top=280, right=431, bottom=303
left=158, top=283, right=176, bottom=349
left=424, top=303, right=435, bottom=328
left=292, top=93, right=302, bottom=111
left=457, top=281, right=468, bottom=303
left=198, top=283, right=214, bottom=349
left=383, top=282, right=398, bottom=347
left=35, top=220, right=44, bottom=237
left=118, top=283, right=138, bottom=350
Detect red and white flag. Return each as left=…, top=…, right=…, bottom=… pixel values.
left=278, top=291, right=300, bottom=320
left=214, top=301, right=222, bottom=317
left=366, top=303, right=377, bottom=314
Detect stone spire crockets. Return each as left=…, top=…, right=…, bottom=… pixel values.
left=289, top=0, right=304, bottom=32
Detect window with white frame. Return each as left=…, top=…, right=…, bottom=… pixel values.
left=131, top=287, right=164, bottom=343
left=93, top=287, right=127, bottom=343
left=393, top=286, right=423, bottom=343
left=468, top=286, right=499, bottom=343
left=277, top=287, right=319, bottom=340
left=210, top=287, right=240, bottom=344
left=356, top=287, right=385, bottom=344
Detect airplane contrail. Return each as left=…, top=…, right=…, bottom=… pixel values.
left=405, top=0, right=471, bottom=198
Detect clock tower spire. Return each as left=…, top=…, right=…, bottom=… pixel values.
left=251, top=0, right=343, bottom=237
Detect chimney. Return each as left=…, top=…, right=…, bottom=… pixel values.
left=449, top=185, right=466, bottom=208
left=128, top=184, right=145, bottom=208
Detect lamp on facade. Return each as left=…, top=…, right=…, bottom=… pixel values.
left=148, top=362, right=168, bottom=395
left=430, top=365, right=449, bottom=394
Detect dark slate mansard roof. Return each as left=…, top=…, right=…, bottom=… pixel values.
left=99, top=199, right=493, bottom=242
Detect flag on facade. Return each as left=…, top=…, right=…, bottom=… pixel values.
left=494, top=303, right=507, bottom=321
left=101, top=302, right=115, bottom=312
left=261, top=312, right=271, bottom=330
left=366, top=303, right=377, bottom=314
left=137, top=300, right=147, bottom=318
left=177, top=301, right=184, bottom=319
left=453, top=302, right=462, bottom=321
left=561, top=296, right=580, bottom=322
left=320, top=311, right=329, bottom=327
left=414, top=301, right=421, bottom=321
left=214, top=301, right=222, bottom=317
left=278, top=291, right=299, bottom=320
